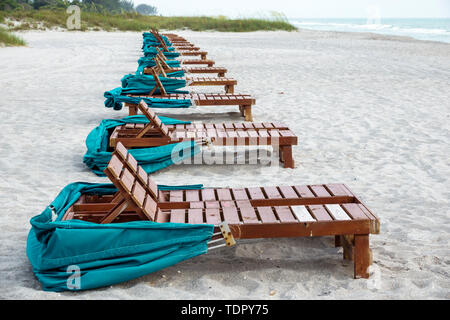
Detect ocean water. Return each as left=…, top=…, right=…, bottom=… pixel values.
left=289, top=18, right=450, bottom=43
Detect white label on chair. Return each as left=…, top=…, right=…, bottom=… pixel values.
left=291, top=206, right=315, bottom=222
left=325, top=204, right=351, bottom=221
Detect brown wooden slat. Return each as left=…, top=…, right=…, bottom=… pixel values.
left=239, top=206, right=259, bottom=224
left=205, top=201, right=220, bottom=208
left=132, top=182, right=146, bottom=207
left=217, top=189, right=232, bottom=201
left=257, top=207, right=278, bottom=223
left=143, top=195, right=157, bottom=220
left=310, top=185, right=332, bottom=197
left=247, top=187, right=265, bottom=200
left=201, top=189, right=216, bottom=201
left=232, top=188, right=248, bottom=200
left=263, top=186, right=283, bottom=199
left=205, top=208, right=221, bottom=224
left=342, top=203, right=370, bottom=220
left=170, top=190, right=183, bottom=202
left=308, top=205, right=333, bottom=221
left=222, top=207, right=240, bottom=224
left=187, top=208, right=204, bottom=224
left=185, top=189, right=200, bottom=202
left=120, top=168, right=135, bottom=193
left=109, top=155, right=124, bottom=177
left=294, top=185, right=315, bottom=198
left=278, top=186, right=298, bottom=199
left=274, top=206, right=297, bottom=222
left=170, top=209, right=186, bottom=223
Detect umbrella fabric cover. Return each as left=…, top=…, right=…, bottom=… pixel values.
left=83, top=115, right=200, bottom=176
left=27, top=182, right=213, bottom=292
left=120, top=74, right=187, bottom=95
left=104, top=87, right=191, bottom=110
left=136, top=57, right=182, bottom=75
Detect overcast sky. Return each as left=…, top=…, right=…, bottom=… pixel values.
left=133, top=0, right=450, bottom=18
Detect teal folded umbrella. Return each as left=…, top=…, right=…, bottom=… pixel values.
left=143, top=46, right=180, bottom=59
left=104, top=87, right=191, bottom=110
left=136, top=57, right=183, bottom=76
left=142, top=32, right=172, bottom=47
left=27, top=182, right=212, bottom=292
left=83, top=115, right=199, bottom=176
left=121, top=74, right=187, bottom=95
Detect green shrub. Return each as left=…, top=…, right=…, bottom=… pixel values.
left=0, top=26, right=26, bottom=46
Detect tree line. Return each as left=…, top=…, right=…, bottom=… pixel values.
left=0, top=0, right=158, bottom=15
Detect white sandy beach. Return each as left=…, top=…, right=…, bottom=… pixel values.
left=0, top=29, right=449, bottom=299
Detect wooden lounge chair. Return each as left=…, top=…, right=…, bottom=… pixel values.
left=62, top=143, right=380, bottom=279
left=126, top=66, right=255, bottom=120
left=163, top=33, right=190, bottom=43
left=173, top=46, right=200, bottom=51
left=180, top=59, right=215, bottom=67
left=180, top=67, right=227, bottom=77
left=146, top=60, right=236, bottom=93
left=126, top=92, right=254, bottom=121
left=148, top=54, right=228, bottom=80
left=110, top=101, right=297, bottom=168
left=150, top=33, right=208, bottom=60
left=177, top=50, right=208, bottom=60
left=153, top=46, right=215, bottom=67
left=168, top=66, right=227, bottom=77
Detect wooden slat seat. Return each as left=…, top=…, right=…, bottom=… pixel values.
left=177, top=50, right=208, bottom=60
left=143, top=71, right=236, bottom=93
left=180, top=59, right=215, bottom=67
left=133, top=61, right=250, bottom=119
left=173, top=46, right=200, bottom=51
left=148, top=66, right=227, bottom=77
left=111, top=101, right=296, bottom=168
left=63, top=142, right=380, bottom=279
left=126, top=93, right=254, bottom=121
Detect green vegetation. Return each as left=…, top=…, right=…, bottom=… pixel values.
left=1, top=9, right=296, bottom=32
left=0, top=0, right=296, bottom=40
left=0, top=0, right=138, bottom=13
left=0, top=26, right=26, bottom=46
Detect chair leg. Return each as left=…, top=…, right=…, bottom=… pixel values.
left=335, top=235, right=342, bottom=247
left=243, top=105, right=252, bottom=121
left=342, top=235, right=354, bottom=261
left=354, top=234, right=371, bottom=279
left=225, top=85, right=234, bottom=94
left=280, top=145, right=294, bottom=168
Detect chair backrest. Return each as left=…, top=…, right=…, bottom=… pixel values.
left=155, top=47, right=168, bottom=61
left=153, top=58, right=167, bottom=77
left=104, top=153, right=158, bottom=221
left=151, top=29, right=169, bottom=52
left=154, top=55, right=173, bottom=73
left=114, top=142, right=159, bottom=201
left=137, top=101, right=170, bottom=137
left=147, top=67, right=167, bottom=96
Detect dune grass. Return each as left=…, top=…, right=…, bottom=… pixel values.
left=0, top=26, right=26, bottom=46
left=1, top=10, right=297, bottom=32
